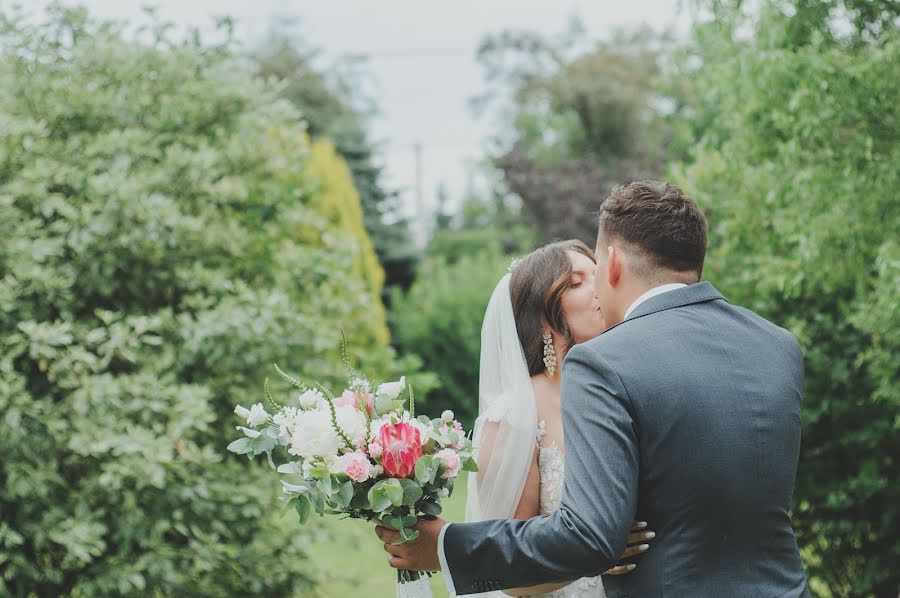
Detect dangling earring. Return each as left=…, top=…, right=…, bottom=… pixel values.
left=543, top=331, right=557, bottom=377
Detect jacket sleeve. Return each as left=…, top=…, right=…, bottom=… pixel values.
left=443, top=342, right=640, bottom=595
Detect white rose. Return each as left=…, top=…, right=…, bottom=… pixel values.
left=335, top=406, right=368, bottom=448
left=247, top=403, right=269, bottom=427
left=441, top=410, right=454, bottom=423
left=298, top=389, right=325, bottom=409
left=273, top=407, right=300, bottom=444
left=288, top=410, right=342, bottom=459
left=234, top=405, right=251, bottom=419
left=376, top=376, right=406, bottom=400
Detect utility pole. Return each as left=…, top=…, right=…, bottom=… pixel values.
left=414, top=142, right=425, bottom=247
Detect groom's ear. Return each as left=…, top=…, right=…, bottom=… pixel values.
left=607, top=245, right=623, bottom=288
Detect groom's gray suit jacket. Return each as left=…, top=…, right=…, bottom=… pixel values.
left=445, top=282, right=810, bottom=597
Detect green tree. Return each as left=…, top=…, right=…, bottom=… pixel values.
left=477, top=21, right=684, bottom=244
left=0, top=6, right=391, bottom=596
left=250, top=29, right=418, bottom=290
left=391, top=250, right=513, bottom=425
left=671, top=2, right=899, bottom=595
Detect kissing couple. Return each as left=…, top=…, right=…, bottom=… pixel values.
left=377, top=180, right=810, bottom=598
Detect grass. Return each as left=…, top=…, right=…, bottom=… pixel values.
left=299, top=475, right=469, bottom=598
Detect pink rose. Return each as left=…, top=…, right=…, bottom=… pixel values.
left=379, top=422, right=423, bottom=479
left=336, top=390, right=374, bottom=415
left=334, top=451, right=372, bottom=483
left=335, top=390, right=356, bottom=408
left=435, top=448, right=462, bottom=479
left=367, top=441, right=384, bottom=458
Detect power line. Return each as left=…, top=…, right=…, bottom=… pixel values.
left=341, top=48, right=476, bottom=59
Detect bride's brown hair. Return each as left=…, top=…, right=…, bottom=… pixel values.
left=508, top=240, right=596, bottom=377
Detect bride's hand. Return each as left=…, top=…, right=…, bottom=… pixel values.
left=602, top=521, right=655, bottom=576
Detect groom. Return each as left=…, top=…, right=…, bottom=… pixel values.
left=377, top=181, right=810, bottom=597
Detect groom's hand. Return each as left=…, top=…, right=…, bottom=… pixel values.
left=375, top=516, right=446, bottom=572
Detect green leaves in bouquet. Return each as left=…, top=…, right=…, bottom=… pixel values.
left=414, top=455, right=439, bottom=486
left=369, top=478, right=422, bottom=514
left=368, top=479, right=404, bottom=513
left=381, top=513, right=420, bottom=545
left=395, top=528, right=420, bottom=544
left=462, top=456, right=478, bottom=473
left=373, top=393, right=404, bottom=417
left=332, top=480, right=355, bottom=510
left=290, top=495, right=312, bottom=524
left=399, top=478, right=423, bottom=506
left=226, top=427, right=277, bottom=459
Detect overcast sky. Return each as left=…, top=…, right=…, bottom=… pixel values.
left=28, top=0, right=689, bottom=241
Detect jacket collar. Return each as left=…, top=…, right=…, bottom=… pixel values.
left=605, top=281, right=726, bottom=333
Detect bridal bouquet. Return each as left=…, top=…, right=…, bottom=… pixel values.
left=228, top=350, right=476, bottom=598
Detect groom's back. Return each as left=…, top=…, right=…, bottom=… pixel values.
left=595, top=289, right=809, bottom=598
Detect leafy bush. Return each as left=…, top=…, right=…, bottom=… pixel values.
left=0, top=6, right=391, bottom=596
left=672, top=4, right=899, bottom=595
left=391, top=251, right=512, bottom=425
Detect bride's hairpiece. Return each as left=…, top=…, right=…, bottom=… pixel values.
left=507, top=256, right=522, bottom=273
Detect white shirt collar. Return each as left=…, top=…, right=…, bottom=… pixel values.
left=623, top=283, right=688, bottom=320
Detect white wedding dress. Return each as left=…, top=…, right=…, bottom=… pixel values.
left=534, top=421, right=606, bottom=598
left=465, top=273, right=605, bottom=598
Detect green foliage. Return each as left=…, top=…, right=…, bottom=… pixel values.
left=392, top=251, right=512, bottom=425
left=477, top=23, right=685, bottom=243
left=671, top=3, right=899, bottom=595
left=0, top=5, right=392, bottom=596
left=305, top=137, right=389, bottom=346
left=250, top=29, right=417, bottom=289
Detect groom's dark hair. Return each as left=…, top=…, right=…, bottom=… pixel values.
left=598, top=181, right=708, bottom=279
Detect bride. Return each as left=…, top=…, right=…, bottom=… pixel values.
left=466, top=240, right=655, bottom=598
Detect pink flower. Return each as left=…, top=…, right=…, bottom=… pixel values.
left=335, top=390, right=356, bottom=408
left=333, top=451, right=372, bottom=483
left=379, top=422, right=423, bottom=479
left=435, top=448, right=462, bottom=479
left=367, top=441, right=384, bottom=458
left=336, top=390, right=374, bottom=415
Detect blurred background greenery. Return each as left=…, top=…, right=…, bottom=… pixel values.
left=0, top=1, right=897, bottom=596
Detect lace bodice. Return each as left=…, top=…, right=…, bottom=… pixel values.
left=534, top=421, right=606, bottom=598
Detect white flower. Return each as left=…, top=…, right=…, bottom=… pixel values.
left=298, top=389, right=325, bottom=409
left=376, top=376, right=406, bottom=400
left=288, top=410, right=342, bottom=459
left=408, top=417, right=433, bottom=445
left=372, top=464, right=384, bottom=477
left=441, top=410, right=454, bottom=423
left=273, top=407, right=300, bottom=444
left=335, top=406, right=368, bottom=448
left=247, top=403, right=269, bottom=427
left=349, top=376, right=372, bottom=393
left=234, top=405, right=251, bottom=419
left=440, top=487, right=450, bottom=498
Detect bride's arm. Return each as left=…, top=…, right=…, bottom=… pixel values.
left=512, top=446, right=540, bottom=520
left=504, top=447, right=573, bottom=596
